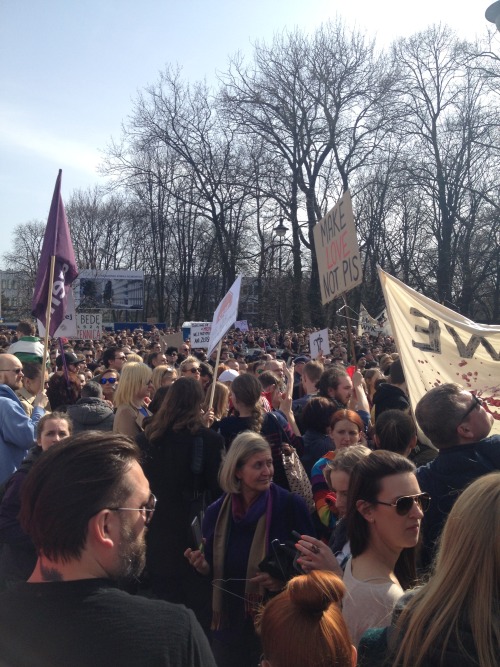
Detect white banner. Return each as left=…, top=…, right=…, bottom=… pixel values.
left=313, top=190, right=362, bottom=305
left=378, top=267, right=500, bottom=434
left=309, top=328, right=331, bottom=359
left=190, top=322, right=212, bottom=349
left=37, top=288, right=78, bottom=338
left=207, top=276, right=242, bottom=356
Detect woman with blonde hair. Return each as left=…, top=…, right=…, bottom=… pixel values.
left=202, top=381, right=229, bottom=429
left=379, top=472, right=500, bottom=667
left=112, top=362, right=152, bottom=438
left=257, top=570, right=356, bottom=667
left=185, top=431, right=314, bottom=667
left=150, top=365, right=177, bottom=395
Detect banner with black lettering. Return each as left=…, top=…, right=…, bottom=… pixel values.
left=379, top=267, right=500, bottom=434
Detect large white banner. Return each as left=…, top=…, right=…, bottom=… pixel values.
left=379, top=267, right=500, bottom=434
left=207, top=276, right=242, bottom=356
left=313, top=190, right=362, bottom=305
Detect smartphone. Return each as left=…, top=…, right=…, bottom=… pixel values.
left=191, top=516, right=204, bottom=552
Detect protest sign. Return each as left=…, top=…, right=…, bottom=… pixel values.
left=76, top=313, right=102, bottom=340
left=379, top=267, right=500, bottom=435
left=191, top=322, right=212, bottom=349
left=207, top=276, right=242, bottom=356
left=309, top=328, right=330, bottom=359
left=313, top=190, right=362, bottom=305
left=37, top=288, right=77, bottom=338
left=234, top=320, right=249, bottom=332
left=358, top=304, right=388, bottom=337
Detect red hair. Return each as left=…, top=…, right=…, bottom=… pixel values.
left=330, top=409, right=364, bottom=433
left=257, top=571, right=353, bottom=667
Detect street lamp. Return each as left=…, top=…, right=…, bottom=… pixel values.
left=486, top=1, right=500, bottom=29
left=273, top=218, right=287, bottom=327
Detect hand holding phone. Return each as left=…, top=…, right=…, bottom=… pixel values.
left=191, top=516, right=204, bottom=553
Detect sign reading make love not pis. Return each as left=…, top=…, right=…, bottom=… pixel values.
left=313, top=190, right=362, bottom=305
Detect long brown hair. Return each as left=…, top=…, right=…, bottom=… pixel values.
left=231, top=373, right=263, bottom=432
left=145, top=377, right=204, bottom=439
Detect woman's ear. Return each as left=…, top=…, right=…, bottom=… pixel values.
left=356, top=499, right=374, bottom=522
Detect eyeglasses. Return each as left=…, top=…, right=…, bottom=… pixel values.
left=373, top=492, right=431, bottom=516
left=460, top=395, right=483, bottom=423
left=168, top=352, right=178, bottom=356
left=183, top=368, right=200, bottom=374
left=0, top=368, right=23, bottom=374
left=108, top=493, right=157, bottom=526
left=100, top=377, right=118, bottom=385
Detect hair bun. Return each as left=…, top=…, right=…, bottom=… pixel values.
left=288, top=570, right=345, bottom=615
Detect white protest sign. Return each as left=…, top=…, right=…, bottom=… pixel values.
left=313, top=190, right=362, bottom=305
left=309, top=328, right=330, bottom=359
left=207, top=275, right=242, bottom=356
left=234, top=320, right=249, bottom=332
left=379, top=267, right=500, bottom=435
left=76, top=313, right=102, bottom=340
left=190, top=322, right=212, bottom=349
left=358, top=304, right=385, bottom=337
left=37, top=288, right=77, bottom=338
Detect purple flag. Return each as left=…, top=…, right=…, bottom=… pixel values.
left=32, top=170, right=78, bottom=336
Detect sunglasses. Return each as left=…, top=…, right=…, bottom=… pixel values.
left=101, top=377, right=118, bottom=385
left=460, top=395, right=483, bottom=423
left=373, top=492, right=431, bottom=516
left=183, top=367, right=200, bottom=374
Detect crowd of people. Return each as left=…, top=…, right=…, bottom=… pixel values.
left=0, top=318, right=499, bottom=665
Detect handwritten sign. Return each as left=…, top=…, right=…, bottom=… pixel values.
left=76, top=313, right=102, bottom=340
left=191, top=322, right=212, bottom=349
left=309, top=328, right=330, bottom=359
left=313, top=190, right=362, bottom=305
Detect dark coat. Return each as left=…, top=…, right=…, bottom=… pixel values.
left=417, top=435, right=500, bottom=568
left=66, top=398, right=114, bottom=434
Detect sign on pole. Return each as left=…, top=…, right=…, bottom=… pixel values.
left=313, top=190, right=362, bottom=305
left=309, top=328, right=330, bottom=359
left=37, top=288, right=78, bottom=338
left=207, top=276, right=242, bottom=357
left=191, top=322, right=212, bottom=349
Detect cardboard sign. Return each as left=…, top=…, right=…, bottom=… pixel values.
left=309, top=328, right=331, bottom=359
left=313, top=190, right=362, bottom=304
left=76, top=313, right=102, bottom=340
left=190, top=322, right=212, bottom=349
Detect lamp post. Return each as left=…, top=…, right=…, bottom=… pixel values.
left=486, top=1, right=500, bottom=29
left=273, top=218, right=287, bottom=327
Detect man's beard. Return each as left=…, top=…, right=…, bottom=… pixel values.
left=114, top=522, right=147, bottom=585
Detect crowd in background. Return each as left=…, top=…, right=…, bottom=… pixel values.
left=0, top=319, right=499, bottom=666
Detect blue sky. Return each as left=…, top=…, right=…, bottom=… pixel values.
left=0, top=0, right=493, bottom=259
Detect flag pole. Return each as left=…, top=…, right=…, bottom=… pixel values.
left=208, top=340, right=223, bottom=412
left=41, top=255, right=56, bottom=370
left=342, top=294, right=357, bottom=365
